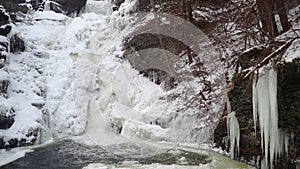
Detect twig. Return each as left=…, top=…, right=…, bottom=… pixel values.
left=244, top=38, right=295, bottom=79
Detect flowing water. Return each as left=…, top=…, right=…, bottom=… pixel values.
left=0, top=139, right=254, bottom=169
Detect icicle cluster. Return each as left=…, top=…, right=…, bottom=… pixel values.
left=253, top=68, right=290, bottom=168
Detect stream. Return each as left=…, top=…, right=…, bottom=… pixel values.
left=0, top=139, right=254, bottom=169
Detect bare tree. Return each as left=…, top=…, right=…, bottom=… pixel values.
left=256, top=0, right=278, bottom=39
left=276, top=0, right=291, bottom=32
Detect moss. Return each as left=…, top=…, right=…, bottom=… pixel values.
left=227, top=72, right=261, bottom=159
left=238, top=46, right=273, bottom=69
left=214, top=71, right=262, bottom=159
left=277, top=60, right=300, bottom=160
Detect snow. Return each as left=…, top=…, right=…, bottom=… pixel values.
left=282, top=39, right=300, bottom=62
left=121, top=121, right=170, bottom=141
left=0, top=69, right=9, bottom=81
left=115, top=0, right=137, bottom=16
left=85, top=0, right=113, bottom=15
left=83, top=163, right=211, bottom=169
left=0, top=51, right=48, bottom=144
left=33, top=11, right=67, bottom=21
left=0, top=36, right=8, bottom=44
left=0, top=148, right=33, bottom=166
left=0, top=9, right=75, bottom=144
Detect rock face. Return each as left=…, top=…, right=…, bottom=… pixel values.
left=0, top=5, right=39, bottom=149
left=277, top=60, right=300, bottom=162
left=54, top=0, right=87, bottom=15
left=214, top=47, right=300, bottom=168
left=10, top=34, right=25, bottom=53
left=0, top=0, right=28, bottom=13
left=0, top=5, right=10, bottom=66
left=0, top=105, right=15, bottom=129
left=1, top=0, right=87, bottom=15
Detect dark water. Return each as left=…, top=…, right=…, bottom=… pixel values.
left=0, top=140, right=211, bottom=169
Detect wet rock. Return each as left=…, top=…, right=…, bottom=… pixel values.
left=277, top=59, right=300, bottom=161
left=54, top=0, right=87, bottom=15
left=0, top=115, right=14, bottom=129
left=0, top=6, right=10, bottom=26
left=113, top=0, right=125, bottom=8
left=0, top=0, right=29, bottom=13
left=1, top=0, right=87, bottom=15
left=0, top=7, right=11, bottom=43
left=0, top=128, right=38, bottom=149
left=10, top=34, right=25, bottom=53
left=123, top=32, right=197, bottom=79
left=0, top=25, right=12, bottom=37
left=214, top=72, right=261, bottom=160
left=0, top=105, right=15, bottom=129
left=0, top=79, right=9, bottom=95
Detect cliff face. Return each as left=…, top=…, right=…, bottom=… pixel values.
left=0, top=0, right=87, bottom=15
left=277, top=60, right=300, bottom=162
left=0, top=5, right=39, bottom=149
left=214, top=43, right=300, bottom=168
left=0, top=5, right=25, bottom=148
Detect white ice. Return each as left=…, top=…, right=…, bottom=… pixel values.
left=253, top=68, right=290, bottom=168
left=227, top=111, right=240, bottom=159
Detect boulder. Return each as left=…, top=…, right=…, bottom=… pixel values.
left=10, top=34, right=25, bottom=53
left=0, top=79, right=9, bottom=95
left=0, top=0, right=28, bottom=13
left=0, top=105, right=15, bottom=129
left=54, top=0, right=87, bottom=15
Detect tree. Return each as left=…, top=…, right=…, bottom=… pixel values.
left=276, top=0, right=291, bottom=32
left=256, top=0, right=292, bottom=39
left=256, top=0, right=278, bottom=39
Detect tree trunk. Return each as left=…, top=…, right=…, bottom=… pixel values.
left=276, top=0, right=291, bottom=32
left=181, top=0, right=186, bottom=19
left=256, top=0, right=278, bottom=39
left=185, top=0, right=193, bottom=22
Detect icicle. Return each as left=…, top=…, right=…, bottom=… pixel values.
left=291, top=131, right=294, bottom=144
left=226, top=94, right=232, bottom=114
left=253, top=68, right=290, bottom=168
left=285, top=132, right=289, bottom=155
left=227, top=111, right=240, bottom=159
left=269, top=68, right=278, bottom=169
left=257, top=70, right=270, bottom=165
left=252, top=76, right=258, bottom=135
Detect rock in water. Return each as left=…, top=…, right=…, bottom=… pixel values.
left=10, top=34, right=25, bottom=53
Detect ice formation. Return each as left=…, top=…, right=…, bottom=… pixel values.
left=253, top=68, right=290, bottom=168
left=227, top=111, right=240, bottom=159
left=0, top=0, right=226, bottom=150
